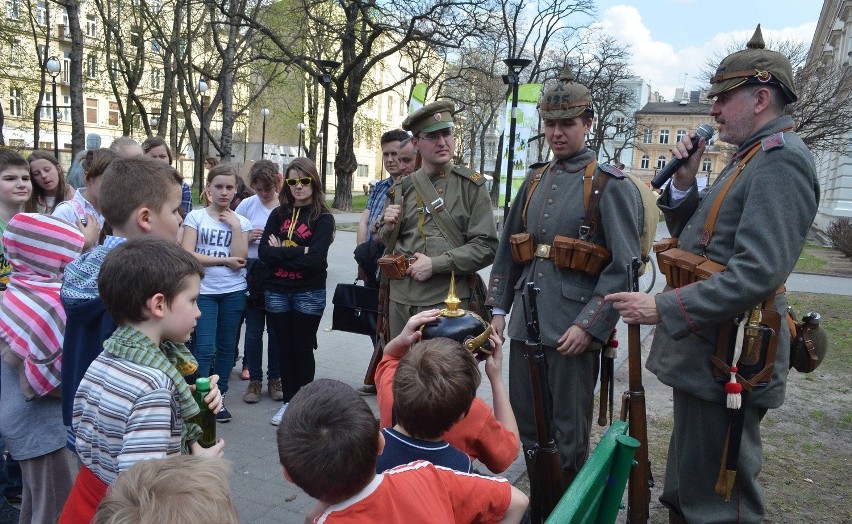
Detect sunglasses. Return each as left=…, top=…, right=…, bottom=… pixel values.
left=285, top=177, right=313, bottom=187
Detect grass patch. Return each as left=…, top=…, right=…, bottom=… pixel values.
left=795, top=242, right=830, bottom=273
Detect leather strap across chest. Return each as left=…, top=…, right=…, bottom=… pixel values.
left=698, top=141, right=762, bottom=253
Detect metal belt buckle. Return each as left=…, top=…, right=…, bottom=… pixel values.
left=418, top=207, right=429, bottom=215
left=430, top=197, right=445, bottom=212
left=535, top=243, right=551, bottom=259
left=578, top=225, right=590, bottom=239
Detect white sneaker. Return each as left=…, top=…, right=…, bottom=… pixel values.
left=270, top=402, right=289, bottom=426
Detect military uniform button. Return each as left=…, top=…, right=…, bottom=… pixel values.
left=438, top=188, right=444, bottom=194
left=537, top=273, right=543, bottom=278
left=547, top=199, right=553, bottom=204
left=582, top=319, right=589, bottom=325
left=552, top=185, right=558, bottom=190
left=544, top=214, right=549, bottom=219
left=580, top=296, right=585, bottom=302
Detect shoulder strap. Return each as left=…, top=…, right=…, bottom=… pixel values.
left=699, top=141, right=762, bottom=251
left=383, top=182, right=405, bottom=254
left=521, top=162, right=551, bottom=229
left=410, top=171, right=466, bottom=249
left=581, top=161, right=610, bottom=239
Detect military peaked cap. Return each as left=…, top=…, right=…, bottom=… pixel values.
left=402, top=100, right=455, bottom=136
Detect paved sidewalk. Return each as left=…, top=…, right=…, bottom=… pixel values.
left=223, top=210, right=851, bottom=523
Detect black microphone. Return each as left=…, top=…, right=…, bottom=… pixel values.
left=650, top=124, right=714, bottom=189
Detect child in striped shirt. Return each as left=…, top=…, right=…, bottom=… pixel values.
left=60, top=238, right=225, bottom=524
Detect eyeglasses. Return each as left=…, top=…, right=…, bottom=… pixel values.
left=417, top=129, right=454, bottom=142
left=285, top=177, right=313, bottom=187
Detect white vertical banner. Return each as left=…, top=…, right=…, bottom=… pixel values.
left=500, top=84, right=542, bottom=200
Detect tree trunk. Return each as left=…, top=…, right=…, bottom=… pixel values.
left=66, top=0, right=85, bottom=158
left=331, top=105, right=356, bottom=211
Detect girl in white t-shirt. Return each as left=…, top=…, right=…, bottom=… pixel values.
left=181, top=164, right=251, bottom=423
left=234, top=160, right=281, bottom=402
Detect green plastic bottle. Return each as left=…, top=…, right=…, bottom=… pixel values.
left=191, top=377, right=217, bottom=448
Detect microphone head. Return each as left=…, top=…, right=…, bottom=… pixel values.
left=697, top=124, right=714, bottom=140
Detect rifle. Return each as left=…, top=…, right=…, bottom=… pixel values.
left=362, top=277, right=390, bottom=386
left=620, top=257, right=652, bottom=523
left=598, top=331, right=618, bottom=427
left=522, top=282, right=564, bottom=523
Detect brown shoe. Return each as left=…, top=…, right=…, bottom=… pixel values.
left=243, top=380, right=261, bottom=404
left=268, top=379, right=284, bottom=401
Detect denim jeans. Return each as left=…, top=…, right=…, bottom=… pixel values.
left=244, top=303, right=280, bottom=382
left=265, top=289, right=325, bottom=402
left=195, top=289, right=246, bottom=395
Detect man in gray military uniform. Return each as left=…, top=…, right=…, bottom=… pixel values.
left=377, top=100, right=497, bottom=338
left=608, top=25, right=820, bottom=523
left=486, top=66, right=642, bottom=486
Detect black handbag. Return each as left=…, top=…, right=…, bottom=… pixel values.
left=331, top=282, right=379, bottom=336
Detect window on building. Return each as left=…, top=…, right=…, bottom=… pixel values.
left=702, top=157, right=712, bottom=172
left=5, top=0, right=20, bottom=19
left=676, top=129, right=687, bottom=142
left=386, top=96, right=394, bottom=120
left=108, top=101, right=119, bottom=126
left=37, top=44, right=46, bottom=63
left=151, top=39, right=162, bottom=53
left=86, top=54, right=97, bottom=78
left=9, top=39, right=22, bottom=66
left=9, top=87, right=23, bottom=117
left=659, top=129, right=670, bottom=144
left=86, top=14, right=97, bottom=37
left=614, top=116, right=626, bottom=135
left=109, top=59, right=121, bottom=79
left=62, top=94, right=71, bottom=121
left=40, top=92, right=54, bottom=119
left=62, top=54, right=70, bottom=83
left=642, top=128, right=652, bottom=144
left=36, top=0, right=46, bottom=24
left=86, top=97, right=98, bottom=124
left=656, top=155, right=667, bottom=170
left=358, top=164, right=368, bottom=178
left=400, top=99, right=405, bottom=117
left=151, top=68, right=161, bottom=90
left=130, top=25, right=141, bottom=47
left=640, top=155, right=649, bottom=169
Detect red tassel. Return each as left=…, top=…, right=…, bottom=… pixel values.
left=725, top=381, right=742, bottom=394
left=609, top=339, right=619, bottom=348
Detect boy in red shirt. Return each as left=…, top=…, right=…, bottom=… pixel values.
left=376, top=309, right=520, bottom=473
left=277, top=378, right=528, bottom=523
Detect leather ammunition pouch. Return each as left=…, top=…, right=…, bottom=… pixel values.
left=377, top=253, right=413, bottom=280
left=653, top=239, right=725, bottom=287
left=509, top=233, right=610, bottom=276
left=509, top=232, right=534, bottom=265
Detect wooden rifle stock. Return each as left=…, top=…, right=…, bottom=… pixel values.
left=523, top=282, right=565, bottom=523
left=362, top=277, right=390, bottom=386
left=621, top=258, right=652, bottom=523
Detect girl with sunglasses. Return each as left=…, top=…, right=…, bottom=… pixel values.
left=258, top=158, right=334, bottom=426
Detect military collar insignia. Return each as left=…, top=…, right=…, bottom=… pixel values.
left=762, top=132, right=786, bottom=151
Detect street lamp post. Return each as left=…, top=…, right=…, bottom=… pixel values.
left=316, top=59, right=340, bottom=193
left=261, top=107, right=270, bottom=159
left=297, top=122, right=305, bottom=156
left=197, top=79, right=208, bottom=198
left=150, top=115, right=159, bottom=135
left=45, top=56, right=61, bottom=159
left=501, top=58, right=532, bottom=226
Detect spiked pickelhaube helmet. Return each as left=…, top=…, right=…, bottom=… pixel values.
left=419, top=273, right=493, bottom=360
left=708, top=24, right=797, bottom=103
left=538, top=63, right=593, bottom=120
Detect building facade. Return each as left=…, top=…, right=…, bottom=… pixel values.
left=631, top=90, right=734, bottom=190
left=807, top=0, right=852, bottom=233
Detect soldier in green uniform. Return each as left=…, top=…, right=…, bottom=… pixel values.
left=377, top=100, right=498, bottom=338
left=486, top=66, right=642, bottom=486
left=607, top=25, right=820, bottom=523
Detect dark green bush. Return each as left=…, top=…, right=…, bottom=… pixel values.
left=826, top=217, right=852, bottom=257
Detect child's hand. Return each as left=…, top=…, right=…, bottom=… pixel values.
left=205, top=375, right=224, bottom=413
left=250, top=228, right=263, bottom=243
left=484, top=333, right=504, bottom=381
left=78, top=213, right=100, bottom=250
left=219, top=208, right=242, bottom=229
left=400, top=309, right=442, bottom=343
left=191, top=438, right=225, bottom=458
left=223, top=256, right=247, bottom=270
left=268, top=235, right=281, bottom=247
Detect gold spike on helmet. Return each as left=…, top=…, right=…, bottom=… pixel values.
left=538, top=62, right=593, bottom=120
left=708, top=24, right=797, bottom=103
left=419, top=273, right=493, bottom=360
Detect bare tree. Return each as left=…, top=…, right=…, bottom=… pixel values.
left=235, top=0, right=494, bottom=211
left=50, top=0, right=85, bottom=157
left=572, top=33, right=640, bottom=163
